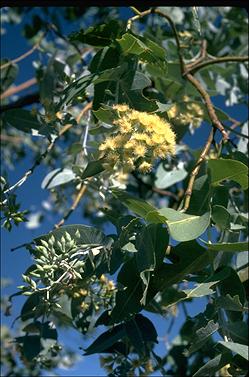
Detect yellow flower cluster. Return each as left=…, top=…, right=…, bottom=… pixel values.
left=99, top=104, right=176, bottom=174
left=167, top=96, right=204, bottom=128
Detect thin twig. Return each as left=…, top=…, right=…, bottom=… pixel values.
left=181, top=129, right=214, bottom=212
left=0, top=78, right=37, bottom=100
left=2, top=101, right=92, bottom=200
left=186, top=55, right=249, bottom=74
left=54, top=183, right=87, bottom=228
left=0, top=33, right=45, bottom=70
left=126, top=9, right=152, bottom=30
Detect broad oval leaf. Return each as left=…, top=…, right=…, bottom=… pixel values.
left=155, top=162, right=188, bottom=189
left=156, top=208, right=210, bottom=242
left=41, top=168, right=76, bottom=189
left=208, top=159, right=248, bottom=190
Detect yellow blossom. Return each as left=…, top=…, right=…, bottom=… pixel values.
left=167, top=105, right=178, bottom=119
left=133, top=143, right=146, bottom=157
left=138, top=161, right=152, bottom=173
left=113, top=104, right=129, bottom=112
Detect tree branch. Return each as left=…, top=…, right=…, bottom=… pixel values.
left=186, top=55, right=249, bottom=74
left=0, top=33, right=44, bottom=70
left=0, top=78, right=37, bottom=100
left=181, top=129, right=215, bottom=212
left=54, top=183, right=87, bottom=229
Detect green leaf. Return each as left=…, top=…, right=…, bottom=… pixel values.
left=211, top=205, right=231, bottom=230
left=112, top=188, right=156, bottom=218
left=218, top=341, right=249, bottom=361
left=215, top=294, right=244, bottom=312
left=69, top=20, right=123, bottom=46
left=125, top=314, right=158, bottom=356
left=3, top=109, right=42, bottom=134
left=110, top=258, right=143, bottom=324
left=21, top=292, right=42, bottom=321
left=155, top=162, right=188, bottom=189
left=187, top=174, right=211, bottom=215
left=188, top=320, right=219, bottom=354
left=152, top=208, right=211, bottom=242
left=193, top=352, right=232, bottom=377
left=208, top=159, right=248, bottom=190
left=92, top=104, right=118, bottom=125
left=84, top=324, right=126, bottom=355
left=204, top=241, right=248, bottom=252
left=79, top=159, right=106, bottom=180
left=151, top=240, right=211, bottom=294
left=224, top=321, right=248, bottom=344
left=41, top=168, right=76, bottom=189
left=116, top=32, right=167, bottom=72
left=218, top=267, right=246, bottom=322
left=15, top=335, right=42, bottom=361
left=0, top=60, right=19, bottom=93
left=135, top=224, right=169, bottom=305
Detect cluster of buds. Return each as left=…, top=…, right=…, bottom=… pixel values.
left=167, top=96, right=204, bottom=129
left=99, top=104, right=176, bottom=174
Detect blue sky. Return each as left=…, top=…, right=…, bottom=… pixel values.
left=1, top=7, right=248, bottom=376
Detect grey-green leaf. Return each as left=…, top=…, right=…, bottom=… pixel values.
left=155, top=162, right=188, bottom=189
left=208, top=159, right=248, bottom=190
left=41, top=168, right=76, bottom=189
left=218, top=341, right=249, bottom=361
left=157, top=208, right=210, bottom=242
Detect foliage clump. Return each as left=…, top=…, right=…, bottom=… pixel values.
left=99, top=104, right=176, bottom=173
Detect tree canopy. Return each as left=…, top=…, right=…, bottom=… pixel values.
left=1, top=6, right=248, bottom=377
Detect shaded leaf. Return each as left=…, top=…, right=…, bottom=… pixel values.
left=151, top=240, right=211, bottom=294
left=70, top=20, right=123, bottom=46
left=110, top=258, right=143, bottom=324
left=204, top=241, right=248, bottom=252
left=84, top=324, right=125, bottom=355
left=208, top=159, right=248, bottom=190
left=193, top=352, right=232, bottom=377
left=212, top=205, right=231, bottom=230
left=215, top=294, right=244, bottom=312
left=188, top=320, right=219, bottom=354
left=3, top=109, right=42, bottom=134
left=136, top=223, right=169, bottom=305
left=79, top=159, right=106, bottom=180
left=224, top=321, right=248, bottom=344
left=112, top=188, right=156, bottom=218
